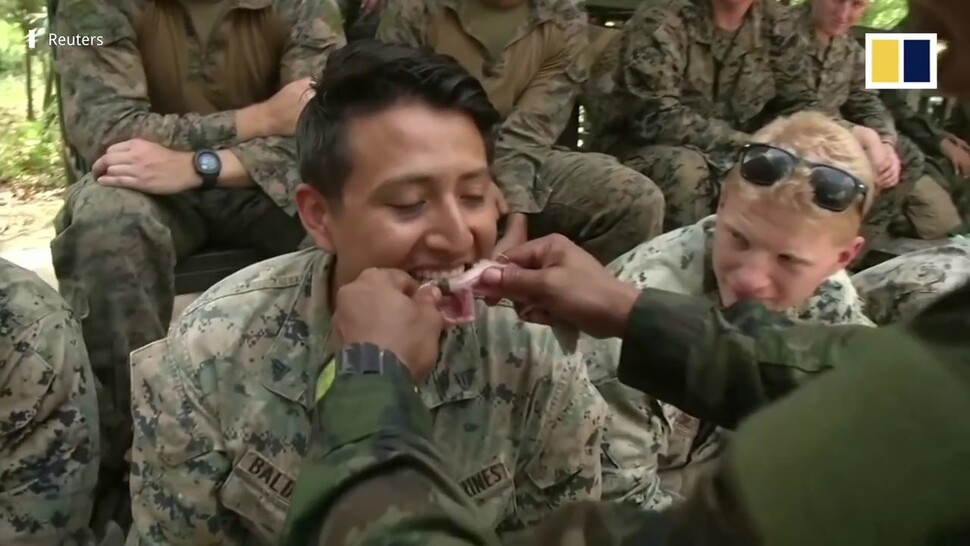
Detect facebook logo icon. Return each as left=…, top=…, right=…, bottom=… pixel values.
left=26, top=28, right=41, bottom=49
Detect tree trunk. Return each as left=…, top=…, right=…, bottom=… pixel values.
left=43, top=55, right=54, bottom=110
left=24, top=43, right=34, bottom=121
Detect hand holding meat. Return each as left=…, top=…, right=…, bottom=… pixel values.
left=475, top=234, right=640, bottom=339
left=333, top=268, right=444, bottom=382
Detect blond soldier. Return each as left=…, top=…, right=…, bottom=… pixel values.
left=581, top=111, right=878, bottom=504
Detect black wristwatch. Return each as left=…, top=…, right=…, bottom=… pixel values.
left=192, top=150, right=221, bottom=190
left=337, top=342, right=414, bottom=383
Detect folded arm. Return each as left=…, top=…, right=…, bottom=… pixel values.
left=55, top=0, right=241, bottom=165
left=223, top=0, right=346, bottom=213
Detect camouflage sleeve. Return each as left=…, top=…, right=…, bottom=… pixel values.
left=616, top=289, right=872, bottom=429
left=0, top=308, right=100, bottom=545
left=880, top=90, right=947, bottom=153
left=794, top=271, right=876, bottom=327
left=375, top=0, right=429, bottom=45
left=842, top=42, right=897, bottom=143
left=512, top=349, right=606, bottom=527
left=488, top=9, right=589, bottom=214
left=614, top=6, right=749, bottom=152
left=225, top=0, right=346, bottom=215
left=127, top=338, right=238, bottom=545
left=54, top=0, right=239, bottom=165
left=281, top=350, right=495, bottom=546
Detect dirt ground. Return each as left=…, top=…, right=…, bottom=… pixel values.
left=0, top=187, right=62, bottom=252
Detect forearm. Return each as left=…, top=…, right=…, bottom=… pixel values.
left=285, top=348, right=492, bottom=546
left=226, top=136, right=299, bottom=214
left=616, top=289, right=870, bottom=428
left=215, top=149, right=255, bottom=188
left=492, top=42, right=586, bottom=214
left=629, top=102, right=750, bottom=151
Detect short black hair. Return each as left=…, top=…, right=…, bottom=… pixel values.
left=296, top=39, right=500, bottom=205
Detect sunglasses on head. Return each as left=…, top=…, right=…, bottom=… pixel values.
left=737, top=143, right=868, bottom=212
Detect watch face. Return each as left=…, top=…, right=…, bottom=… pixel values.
left=197, top=152, right=220, bottom=174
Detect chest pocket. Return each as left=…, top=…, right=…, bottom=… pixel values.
left=220, top=450, right=295, bottom=543
left=684, top=44, right=775, bottom=127
left=730, top=49, right=776, bottom=126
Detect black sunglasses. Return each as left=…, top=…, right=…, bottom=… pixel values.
left=737, top=143, right=868, bottom=212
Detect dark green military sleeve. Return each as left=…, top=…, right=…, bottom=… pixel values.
left=281, top=349, right=497, bottom=546
left=616, top=288, right=871, bottom=428
left=282, top=283, right=970, bottom=546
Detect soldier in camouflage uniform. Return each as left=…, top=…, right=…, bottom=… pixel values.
left=879, top=91, right=968, bottom=238
left=795, top=0, right=923, bottom=251
left=0, top=258, right=100, bottom=545
left=50, top=0, right=346, bottom=532
left=594, top=0, right=827, bottom=231
left=585, top=111, right=878, bottom=501
left=126, top=41, right=606, bottom=545
left=376, top=0, right=665, bottom=264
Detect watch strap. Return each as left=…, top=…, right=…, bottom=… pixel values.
left=336, top=342, right=413, bottom=382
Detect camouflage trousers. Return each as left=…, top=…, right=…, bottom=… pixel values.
left=527, top=149, right=665, bottom=264
left=894, top=173, right=964, bottom=239
left=620, top=145, right=714, bottom=232
left=50, top=175, right=306, bottom=536
left=852, top=243, right=970, bottom=325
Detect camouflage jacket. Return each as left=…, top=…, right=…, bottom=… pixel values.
left=585, top=214, right=874, bottom=498
left=280, top=282, right=970, bottom=546
left=53, top=0, right=345, bottom=215
left=792, top=4, right=897, bottom=143
left=377, top=0, right=588, bottom=214
left=599, top=0, right=820, bottom=170
left=126, top=248, right=606, bottom=545
left=852, top=243, right=970, bottom=325
left=0, top=258, right=100, bottom=545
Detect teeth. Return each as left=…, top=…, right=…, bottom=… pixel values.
left=412, top=267, right=466, bottom=282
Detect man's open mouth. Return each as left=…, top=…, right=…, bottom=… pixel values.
left=411, top=261, right=504, bottom=325
left=411, top=264, right=475, bottom=325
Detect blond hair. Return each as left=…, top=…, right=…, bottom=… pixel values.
left=722, top=111, right=875, bottom=242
